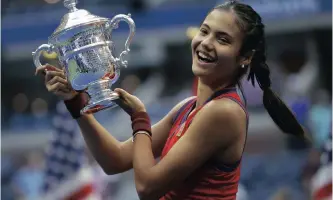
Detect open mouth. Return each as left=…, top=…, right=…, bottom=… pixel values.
left=196, top=51, right=217, bottom=64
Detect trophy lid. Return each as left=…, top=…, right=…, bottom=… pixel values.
left=50, top=0, right=109, bottom=39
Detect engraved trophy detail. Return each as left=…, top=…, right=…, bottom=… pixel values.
left=32, top=0, right=136, bottom=114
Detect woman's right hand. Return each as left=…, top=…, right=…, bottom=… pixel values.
left=35, top=64, right=78, bottom=101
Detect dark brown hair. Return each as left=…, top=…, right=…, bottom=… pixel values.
left=213, top=1, right=307, bottom=140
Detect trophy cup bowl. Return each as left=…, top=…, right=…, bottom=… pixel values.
left=32, top=0, right=135, bottom=114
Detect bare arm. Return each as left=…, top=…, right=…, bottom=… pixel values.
left=34, top=64, right=195, bottom=175
left=76, top=97, right=194, bottom=175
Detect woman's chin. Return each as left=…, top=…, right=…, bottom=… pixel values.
left=192, top=65, right=210, bottom=77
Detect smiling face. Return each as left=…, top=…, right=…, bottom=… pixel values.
left=191, top=9, right=245, bottom=84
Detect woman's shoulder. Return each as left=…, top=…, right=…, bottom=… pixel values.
left=202, top=98, right=246, bottom=124
left=190, top=98, right=246, bottom=145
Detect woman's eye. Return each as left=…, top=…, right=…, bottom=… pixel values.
left=217, top=37, right=229, bottom=44
left=200, top=28, right=208, bottom=35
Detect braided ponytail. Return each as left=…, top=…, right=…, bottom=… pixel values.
left=249, top=39, right=307, bottom=139
left=214, top=1, right=308, bottom=141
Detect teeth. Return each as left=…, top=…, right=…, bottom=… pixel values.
left=198, top=52, right=209, bottom=59
left=197, top=51, right=214, bottom=62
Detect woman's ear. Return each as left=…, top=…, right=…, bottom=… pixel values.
left=239, top=49, right=255, bottom=66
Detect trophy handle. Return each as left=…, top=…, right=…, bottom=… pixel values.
left=108, top=13, right=136, bottom=68
left=32, top=44, right=54, bottom=68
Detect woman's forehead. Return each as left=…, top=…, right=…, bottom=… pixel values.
left=202, top=9, right=242, bottom=38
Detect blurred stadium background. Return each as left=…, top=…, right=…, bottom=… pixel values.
left=1, top=0, right=332, bottom=199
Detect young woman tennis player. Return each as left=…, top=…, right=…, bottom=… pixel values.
left=36, top=1, right=306, bottom=199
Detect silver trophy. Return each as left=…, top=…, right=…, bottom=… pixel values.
left=32, top=0, right=135, bottom=114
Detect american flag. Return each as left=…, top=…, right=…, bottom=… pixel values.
left=311, top=130, right=332, bottom=200
left=40, top=101, right=101, bottom=200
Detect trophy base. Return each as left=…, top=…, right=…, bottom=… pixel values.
left=81, top=92, right=119, bottom=114
left=80, top=79, right=120, bottom=114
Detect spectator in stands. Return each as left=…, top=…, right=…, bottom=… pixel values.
left=308, top=89, right=332, bottom=148
left=11, top=151, right=44, bottom=200
left=279, top=38, right=319, bottom=104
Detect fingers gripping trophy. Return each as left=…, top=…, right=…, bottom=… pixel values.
left=32, top=0, right=136, bottom=114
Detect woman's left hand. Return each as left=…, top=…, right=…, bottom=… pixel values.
left=114, top=88, right=146, bottom=115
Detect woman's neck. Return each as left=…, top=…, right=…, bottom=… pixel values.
left=196, top=78, right=233, bottom=107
